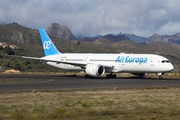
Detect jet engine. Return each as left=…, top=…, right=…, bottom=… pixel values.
left=86, top=64, right=105, bottom=76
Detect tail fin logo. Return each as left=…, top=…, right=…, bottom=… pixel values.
left=43, top=41, right=51, bottom=49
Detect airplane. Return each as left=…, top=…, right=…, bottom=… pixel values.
left=9, top=28, right=174, bottom=79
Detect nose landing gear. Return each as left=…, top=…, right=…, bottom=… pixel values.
left=158, top=75, right=163, bottom=80
left=158, top=73, right=164, bottom=80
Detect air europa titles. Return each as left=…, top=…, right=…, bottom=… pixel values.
left=115, top=56, right=148, bottom=65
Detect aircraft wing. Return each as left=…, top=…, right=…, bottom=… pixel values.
left=5, top=55, right=113, bottom=69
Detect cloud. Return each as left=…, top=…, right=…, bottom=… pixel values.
left=158, top=22, right=180, bottom=35
left=0, top=0, right=180, bottom=37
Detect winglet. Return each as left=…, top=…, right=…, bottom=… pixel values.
left=39, top=28, right=60, bottom=56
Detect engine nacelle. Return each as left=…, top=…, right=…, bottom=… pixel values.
left=86, top=64, right=105, bottom=77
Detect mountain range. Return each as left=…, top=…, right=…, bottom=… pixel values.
left=1, top=22, right=180, bottom=51
left=117, top=32, right=148, bottom=43
left=146, top=33, right=180, bottom=44
left=46, top=23, right=180, bottom=45
left=1, top=22, right=180, bottom=72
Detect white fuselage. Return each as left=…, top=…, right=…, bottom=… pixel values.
left=43, top=53, right=174, bottom=74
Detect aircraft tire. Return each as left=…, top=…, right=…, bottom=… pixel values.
left=158, top=76, right=163, bottom=80
left=106, top=74, right=116, bottom=78
left=84, top=75, right=95, bottom=79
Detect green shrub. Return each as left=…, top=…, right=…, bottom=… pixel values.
left=81, top=102, right=90, bottom=107
left=11, top=109, right=24, bottom=120
left=44, top=71, right=50, bottom=74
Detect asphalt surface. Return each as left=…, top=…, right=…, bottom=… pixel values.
left=0, top=74, right=180, bottom=92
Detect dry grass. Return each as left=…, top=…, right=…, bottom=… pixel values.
left=0, top=88, right=180, bottom=119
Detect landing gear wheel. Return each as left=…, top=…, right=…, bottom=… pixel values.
left=106, top=74, right=110, bottom=78
left=106, top=74, right=117, bottom=78
left=84, top=75, right=95, bottom=79
left=158, top=76, right=163, bottom=80
left=112, top=74, right=116, bottom=78
left=85, top=75, right=88, bottom=79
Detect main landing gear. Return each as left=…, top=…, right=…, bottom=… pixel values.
left=84, top=74, right=117, bottom=79
left=84, top=75, right=95, bottom=79
left=106, top=73, right=116, bottom=78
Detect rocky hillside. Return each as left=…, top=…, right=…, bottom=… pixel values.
left=146, top=33, right=180, bottom=44
left=77, top=37, right=99, bottom=42
left=76, top=34, right=130, bottom=43
left=102, top=34, right=130, bottom=42
left=0, top=23, right=41, bottom=45
left=117, top=33, right=147, bottom=43
left=46, top=23, right=76, bottom=40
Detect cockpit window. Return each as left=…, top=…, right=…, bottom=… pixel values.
left=162, top=60, right=170, bottom=63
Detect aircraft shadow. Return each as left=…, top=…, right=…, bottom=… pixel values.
left=46, top=75, right=180, bottom=81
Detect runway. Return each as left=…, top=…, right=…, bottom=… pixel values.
left=0, top=74, right=180, bottom=92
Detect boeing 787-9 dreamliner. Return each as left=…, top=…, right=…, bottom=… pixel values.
left=11, top=28, right=174, bottom=79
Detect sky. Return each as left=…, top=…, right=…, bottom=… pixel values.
left=0, top=0, right=180, bottom=38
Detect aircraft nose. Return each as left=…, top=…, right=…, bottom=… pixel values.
left=169, top=63, right=174, bottom=71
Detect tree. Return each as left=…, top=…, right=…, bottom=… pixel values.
left=23, top=60, right=30, bottom=65
left=0, top=46, right=3, bottom=51
left=3, top=46, right=15, bottom=55
left=13, top=62, right=21, bottom=70
left=4, top=61, right=10, bottom=68
left=77, top=41, right=81, bottom=45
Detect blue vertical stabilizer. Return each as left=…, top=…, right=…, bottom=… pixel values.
left=39, top=28, right=60, bottom=56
